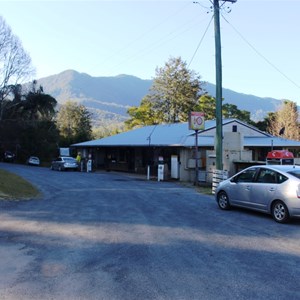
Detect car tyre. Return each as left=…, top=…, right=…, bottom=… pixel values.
left=58, top=166, right=62, bottom=171
left=271, top=200, right=290, bottom=223
left=217, top=191, right=231, bottom=210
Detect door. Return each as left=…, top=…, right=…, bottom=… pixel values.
left=228, top=167, right=258, bottom=207
left=249, top=168, right=278, bottom=211
left=171, top=155, right=179, bottom=179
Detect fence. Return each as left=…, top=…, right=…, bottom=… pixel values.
left=212, top=170, right=228, bottom=194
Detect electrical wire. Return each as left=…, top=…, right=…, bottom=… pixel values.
left=188, top=14, right=214, bottom=68
left=221, top=13, right=300, bottom=91
left=108, top=6, right=211, bottom=74
left=100, top=2, right=192, bottom=67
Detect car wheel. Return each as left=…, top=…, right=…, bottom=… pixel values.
left=58, top=166, right=62, bottom=171
left=271, top=200, right=290, bottom=223
left=217, top=191, right=231, bottom=210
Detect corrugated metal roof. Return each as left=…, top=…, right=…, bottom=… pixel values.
left=72, top=119, right=237, bottom=147
left=73, top=123, right=194, bottom=147
left=72, top=119, right=300, bottom=148
left=244, top=136, right=300, bottom=147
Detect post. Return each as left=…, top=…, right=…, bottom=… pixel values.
left=195, top=129, right=199, bottom=185
left=214, top=0, right=223, bottom=171
left=147, top=137, right=151, bottom=181
left=213, top=0, right=237, bottom=170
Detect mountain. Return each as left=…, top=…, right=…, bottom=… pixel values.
left=36, top=70, right=153, bottom=127
left=36, top=69, right=281, bottom=126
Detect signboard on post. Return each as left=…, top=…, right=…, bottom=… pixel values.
left=189, top=112, right=205, bottom=130
left=188, top=112, right=205, bottom=185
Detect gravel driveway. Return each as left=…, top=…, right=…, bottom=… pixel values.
left=0, top=163, right=300, bottom=300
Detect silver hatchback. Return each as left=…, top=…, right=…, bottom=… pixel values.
left=50, top=156, right=78, bottom=171
left=215, top=165, right=300, bottom=223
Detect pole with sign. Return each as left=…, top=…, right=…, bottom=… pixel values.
left=189, top=112, right=205, bottom=185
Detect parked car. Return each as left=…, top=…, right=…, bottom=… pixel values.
left=27, top=156, right=40, bottom=166
left=50, top=156, right=78, bottom=171
left=215, top=165, right=300, bottom=223
left=3, top=151, right=15, bottom=162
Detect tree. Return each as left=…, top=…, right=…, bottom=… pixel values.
left=194, top=94, right=216, bottom=120
left=254, top=112, right=274, bottom=132
left=267, top=100, right=300, bottom=140
left=56, top=101, right=93, bottom=146
left=0, top=16, right=34, bottom=119
left=21, top=81, right=56, bottom=121
left=2, top=81, right=57, bottom=121
left=194, top=94, right=254, bottom=124
left=147, top=56, right=203, bottom=123
left=125, top=96, right=162, bottom=129
left=0, top=82, right=59, bottom=162
left=19, top=119, right=59, bottom=162
left=223, top=103, right=254, bottom=125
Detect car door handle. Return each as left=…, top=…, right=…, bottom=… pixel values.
left=269, top=187, right=276, bottom=192
left=246, top=185, right=251, bottom=191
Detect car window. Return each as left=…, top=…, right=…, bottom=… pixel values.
left=257, top=169, right=277, bottom=183
left=257, top=168, right=289, bottom=184
left=235, top=168, right=257, bottom=182
left=64, top=157, right=75, bottom=162
left=287, top=170, right=300, bottom=179
left=277, top=173, right=288, bottom=183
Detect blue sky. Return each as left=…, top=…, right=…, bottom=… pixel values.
left=1, top=0, right=300, bottom=104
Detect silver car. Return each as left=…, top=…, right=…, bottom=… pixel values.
left=50, top=156, right=78, bottom=171
left=215, top=165, right=300, bottom=223
left=27, top=156, right=40, bottom=166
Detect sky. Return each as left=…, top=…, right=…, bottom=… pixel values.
left=0, top=0, right=300, bottom=103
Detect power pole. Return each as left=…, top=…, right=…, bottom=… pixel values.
left=213, top=0, right=237, bottom=171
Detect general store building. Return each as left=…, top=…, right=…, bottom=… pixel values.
left=72, top=119, right=300, bottom=183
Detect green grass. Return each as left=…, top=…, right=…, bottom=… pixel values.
left=180, top=181, right=213, bottom=195
left=0, top=169, right=40, bottom=200
left=195, top=185, right=213, bottom=195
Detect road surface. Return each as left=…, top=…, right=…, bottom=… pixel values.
left=0, top=163, right=300, bottom=300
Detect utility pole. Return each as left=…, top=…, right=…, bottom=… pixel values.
left=213, top=0, right=237, bottom=171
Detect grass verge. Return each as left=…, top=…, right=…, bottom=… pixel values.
left=180, top=181, right=213, bottom=195
left=0, top=169, right=40, bottom=200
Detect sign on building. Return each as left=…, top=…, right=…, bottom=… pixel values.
left=189, top=112, right=205, bottom=130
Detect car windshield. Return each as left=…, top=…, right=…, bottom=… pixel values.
left=64, top=157, right=76, bottom=162
left=287, top=170, right=300, bottom=179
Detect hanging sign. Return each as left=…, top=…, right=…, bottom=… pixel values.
left=189, top=112, right=205, bottom=130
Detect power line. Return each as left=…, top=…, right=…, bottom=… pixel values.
left=108, top=6, right=211, bottom=74
left=188, top=14, right=214, bottom=68
left=99, top=2, right=192, bottom=69
left=221, top=13, right=300, bottom=91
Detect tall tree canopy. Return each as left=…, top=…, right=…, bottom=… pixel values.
left=56, top=101, right=93, bottom=146
left=2, top=80, right=57, bottom=121
left=0, top=16, right=34, bottom=119
left=267, top=100, right=300, bottom=140
left=125, top=97, right=162, bottom=129
left=125, top=57, right=256, bottom=130
left=147, top=56, right=203, bottom=123
left=0, top=81, right=59, bottom=162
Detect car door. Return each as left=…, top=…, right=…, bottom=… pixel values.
left=227, top=167, right=258, bottom=207
left=248, top=168, right=278, bottom=212
left=54, top=157, right=61, bottom=170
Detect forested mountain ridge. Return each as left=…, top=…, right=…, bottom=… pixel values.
left=36, top=69, right=282, bottom=125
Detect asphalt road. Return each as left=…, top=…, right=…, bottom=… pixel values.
left=0, top=163, right=300, bottom=300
